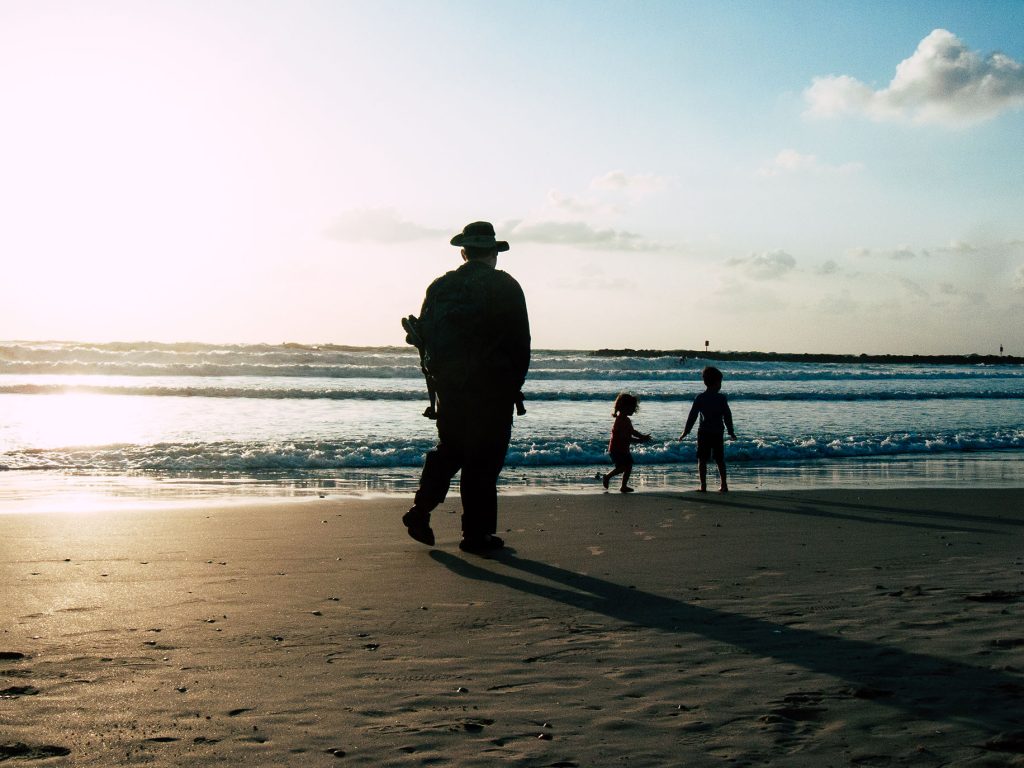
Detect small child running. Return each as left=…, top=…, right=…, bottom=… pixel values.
left=602, top=392, right=651, bottom=493
left=679, top=366, right=736, bottom=492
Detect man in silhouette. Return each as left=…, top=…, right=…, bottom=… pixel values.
left=402, top=222, right=530, bottom=553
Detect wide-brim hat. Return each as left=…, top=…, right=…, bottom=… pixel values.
left=450, top=221, right=510, bottom=252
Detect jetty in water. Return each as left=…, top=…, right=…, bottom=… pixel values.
left=591, top=349, right=1024, bottom=365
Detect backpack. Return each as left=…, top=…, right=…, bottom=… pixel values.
left=420, top=268, right=490, bottom=393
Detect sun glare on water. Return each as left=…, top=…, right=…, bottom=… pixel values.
left=0, top=391, right=185, bottom=514
left=22, top=392, right=156, bottom=450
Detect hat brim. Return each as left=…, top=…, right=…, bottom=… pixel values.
left=451, top=234, right=510, bottom=252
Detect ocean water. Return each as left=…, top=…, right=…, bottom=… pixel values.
left=1, top=341, right=1022, bottom=511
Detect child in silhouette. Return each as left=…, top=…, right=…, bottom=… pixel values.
left=602, top=392, right=651, bottom=493
left=679, top=366, right=736, bottom=492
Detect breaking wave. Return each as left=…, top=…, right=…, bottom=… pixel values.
left=3, top=429, right=1022, bottom=473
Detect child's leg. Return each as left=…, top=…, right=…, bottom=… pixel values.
left=716, top=459, right=728, bottom=491
left=713, top=442, right=728, bottom=491
left=696, top=435, right=709, bottom=491
left=603, top=452, right=625, bottom=489
left=619, top=455, right=634, bottom=492
left=602, top=466, right=620, bottom=489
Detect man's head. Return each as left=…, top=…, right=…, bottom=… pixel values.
left=451, top=221, right=509, bottom=264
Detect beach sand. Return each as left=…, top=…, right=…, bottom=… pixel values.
left=2, top=489, right=1023, bottom=766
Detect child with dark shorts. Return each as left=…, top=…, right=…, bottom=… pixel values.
left=679, top=366, right=736, bottom=492
left=601, top=392, right=651, bottom=493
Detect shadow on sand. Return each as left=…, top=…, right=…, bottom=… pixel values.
left=430, top=547, right=1024, bottom=743
left=650, top=491, right=1012, bottom=535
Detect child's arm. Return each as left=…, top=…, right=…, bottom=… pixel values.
left=724, top=398, right=736, bottom=439
left=678, top=400, right=699, bottom=440
left=630, top=427, right=651, bottom=443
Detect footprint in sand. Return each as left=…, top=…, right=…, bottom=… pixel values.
left=0, top=686, right=40, bottom=698
left=0, top=744, right=71, bottom=759
left=760, top=692, right=828, bottom=723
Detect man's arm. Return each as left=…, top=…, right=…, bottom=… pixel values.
left=507, top=279, right=531, bottom=391
left=490, top=274, right=530, bottom=392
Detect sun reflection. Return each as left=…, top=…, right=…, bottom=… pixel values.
left=24, top=393, right=155, bottom=449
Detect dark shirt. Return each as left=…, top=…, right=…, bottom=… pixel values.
left=684, top=390, right=734, bottom=436
left=419, top=260, right=530, bottom=399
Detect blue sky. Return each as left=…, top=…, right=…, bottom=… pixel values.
left=1, top=1, right=1022, bottom=353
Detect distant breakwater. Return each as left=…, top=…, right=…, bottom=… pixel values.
left=591, top=349, right=1024, bottom=365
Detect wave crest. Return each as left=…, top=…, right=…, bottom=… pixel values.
left=3, top=430, right=1021, bottom=473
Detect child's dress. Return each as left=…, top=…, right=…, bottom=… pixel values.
left=609, top=414, right=634, bottom=465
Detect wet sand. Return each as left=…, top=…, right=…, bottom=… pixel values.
left=2, top=489, right=1023, bottom=766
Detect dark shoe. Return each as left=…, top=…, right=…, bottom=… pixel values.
left=402, top=509, right=435, bottom=546
left=459, top=534, right=504, bottom=553
left=602, top=474, right=610, bottom=490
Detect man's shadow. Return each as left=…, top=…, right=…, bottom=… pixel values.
left=658, top=491, right=1021, bottom=534
left=430, top=550, right=1024, bottom=739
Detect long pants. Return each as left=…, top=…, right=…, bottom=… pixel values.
left=413, top=395, right=514, bottom=538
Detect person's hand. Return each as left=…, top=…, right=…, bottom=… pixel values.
left=728, top=432, right=737, bottom=441
left=678, top=431, right=688, bottom=441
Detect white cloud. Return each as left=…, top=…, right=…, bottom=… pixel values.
left=896, top=275, right=928, bottom=299
left=326, top=208, right=443, bottom=243
left=804, top=75, right=880, bottom=120
left=757, top=149, right=863, bottom=177
left=889, top=247, right=918, bottom=261
left=546, top=189, right=620, bottom=217
left=542, top=172, right=666, bottom=222
left=937, top=240, right=978, bottom=255
left=937, top=282, right=986, bottom=304
left=590, top=170, right=668, bottom=194
left=849, top=245, right=920, bottom=260
left=508, top=220, right=662, bottom=251
left=804, top=29, right=1024, bottom=126
left=726, top=250, right=796, bottom=279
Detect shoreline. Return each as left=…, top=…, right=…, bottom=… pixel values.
left=1, top=451, right=1022, bottom=514
left=2, top=488, right=1023, bottom=765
